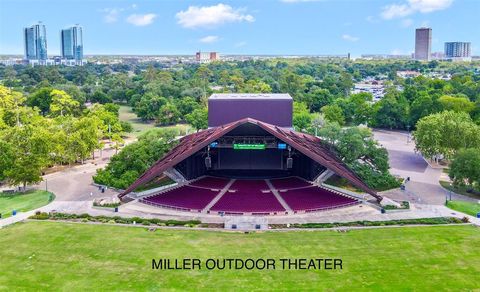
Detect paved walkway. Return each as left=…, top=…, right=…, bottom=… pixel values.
left=373, top=130, right=477, bottom=204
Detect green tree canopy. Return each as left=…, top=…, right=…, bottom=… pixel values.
left=449, top=148, right=480, bottom=192
left=413, top=111, right=480, bottom=160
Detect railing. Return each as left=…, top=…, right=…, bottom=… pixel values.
left=139, top=199, right=201, bottom=213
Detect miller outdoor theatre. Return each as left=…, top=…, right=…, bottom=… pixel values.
left=119, top=94, right=381, bottom=215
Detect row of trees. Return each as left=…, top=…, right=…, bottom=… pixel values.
left=0, top=85, right=129, bottom=188
left=2, top=60, right=479, bottom=131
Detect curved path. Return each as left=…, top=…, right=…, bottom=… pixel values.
left=373, top=130, right=477, bottom=204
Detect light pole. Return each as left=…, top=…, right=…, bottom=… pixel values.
left=406, top=125, right=411, bottom=144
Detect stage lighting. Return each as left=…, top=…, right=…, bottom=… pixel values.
left=205, top=157, right=211, bottom=168
left=286, top=157, right=293, bottom=169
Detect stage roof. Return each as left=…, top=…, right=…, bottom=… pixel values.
left=119, top=118, right=381, bottom=201
left=209, top=93, right=293, bottom=100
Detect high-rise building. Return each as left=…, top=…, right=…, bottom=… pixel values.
left=61, top=25, right=83, bottom=61
left=444, top=42, right=471, bottom=61
left=414, top=27, right=432, bottom=61
left=24, top=22, right=48, bottom=60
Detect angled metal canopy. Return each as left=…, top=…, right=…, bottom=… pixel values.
left=119, top=118, right=381, bottom=201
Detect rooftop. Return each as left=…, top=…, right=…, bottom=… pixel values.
left=209, top=93, right=293, bottom=100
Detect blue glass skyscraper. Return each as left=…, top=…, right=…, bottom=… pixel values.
left=24, top=22, right=47, bottom=60
left=61, top=25, right=83, bottom=61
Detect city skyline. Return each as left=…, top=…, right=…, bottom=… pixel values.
left=0, top=0, right=478, bottom=56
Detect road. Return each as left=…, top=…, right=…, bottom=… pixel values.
left=373, top=129, right=476, bottom=204
left=35, top=147, right=119, bottom=201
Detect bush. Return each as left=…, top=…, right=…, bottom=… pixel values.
left=288, top=217, right=463, bottom=229
left=29, top=212, right=49, bottom=220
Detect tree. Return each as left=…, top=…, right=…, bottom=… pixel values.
left=321, top=104, right=345, bottom=126
left=241, top=80, right=272, bottom=93
left=0, top=85, right=27, bottom=126
left=134, top=94, right=167, bottom=121
left=90, top=90, right=112, bottom=104
left=176, top=96, right=200, bottom=117
left=0, top=140, right=15, bottom=181
left=93, top=128, right=177, bottom=189
left=186, top=107, right=208, bottom=131
left=49, top=89, right=80, bottom=117
left=414, top=111, right=480, bottom=160
left=438, top=95, right=475, bottom=113
left=318, top=123, right=399, bottom=191
left=156, top=103, right=180, bottom=126
left=409, top=91, right=440, bottom=126
left=1, top=124, right=52, bottom=189
left=371, top=93, right=409, bottom=129
left=293, top=102, right=312, bottom=132
left=27, top=87, right=53, bottom=115
left=449, top=148, right=480, bottom=191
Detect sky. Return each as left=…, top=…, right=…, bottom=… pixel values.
left=0, top=0, right=478, bottom=56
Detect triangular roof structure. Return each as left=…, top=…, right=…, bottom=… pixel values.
left=119, top=118, right=381, bottom=201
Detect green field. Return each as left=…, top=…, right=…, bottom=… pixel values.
left=447, top=200, right=480, bottom=217
left=0, top=191, right=54, bottom=218
left=0, top=222, right=479, bottom=290
left=118, top=105, right=191, bottom=137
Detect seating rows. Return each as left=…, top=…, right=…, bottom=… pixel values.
left=279, top=186, right=357, bottom=212
left=190, top=176, right=230, bottom=189
left=270, top=177, right=312, bottom=190
left=211, top=180, right=285, bottom=213
left=141, top=176, right=358, bottom=214
left=142, top=185, right=219, bottom=211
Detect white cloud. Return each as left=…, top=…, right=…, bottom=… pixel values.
left=381, top=4, right=413, bottom=19
left=381, top=0, right=453, bottom=20
left=342, top=34, right=359, bottom=42
left=401, top=18, right=414, bottom=27
left=126, top=13, right=157, bottom=26
left=101, top=8, right=123, bottom=23
left=199, top=35, right=219, bottom=43
left=409, top=0, right=453, bottom=13
left=176, top=4, right=254, bottom=29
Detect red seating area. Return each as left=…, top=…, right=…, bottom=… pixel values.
left=210, top=180, right=285, bottom=214
left=270, top=177, right=311, bottom=190
left=190, top=176, right=230, bottom=189
left=140, top=176, right=358, bottom=214
left=279, top=186, right=357, bottom=212
left=142, top=185, right=219, bottom=211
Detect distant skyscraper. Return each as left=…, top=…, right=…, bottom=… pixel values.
left=415, top=27, right=432, bottom=61
left=444, top=42, right=471, bottom=61
left=61, top=25, right=83, bottom=61
left=24, top=22, right=48, bottom=60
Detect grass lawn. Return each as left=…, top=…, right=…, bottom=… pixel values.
left=447, top=200, right=480, bottom=217
left=118, top=105, right=155, bottom=137
left=440, top=180, right=480, bottom=199
left=324, top=175, right=364, bottom=193
left=119, top=105, right=191, bottom=138
left=0, top=191, right=54, bottom=218
left=0, top=222, right=479, bottom=290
